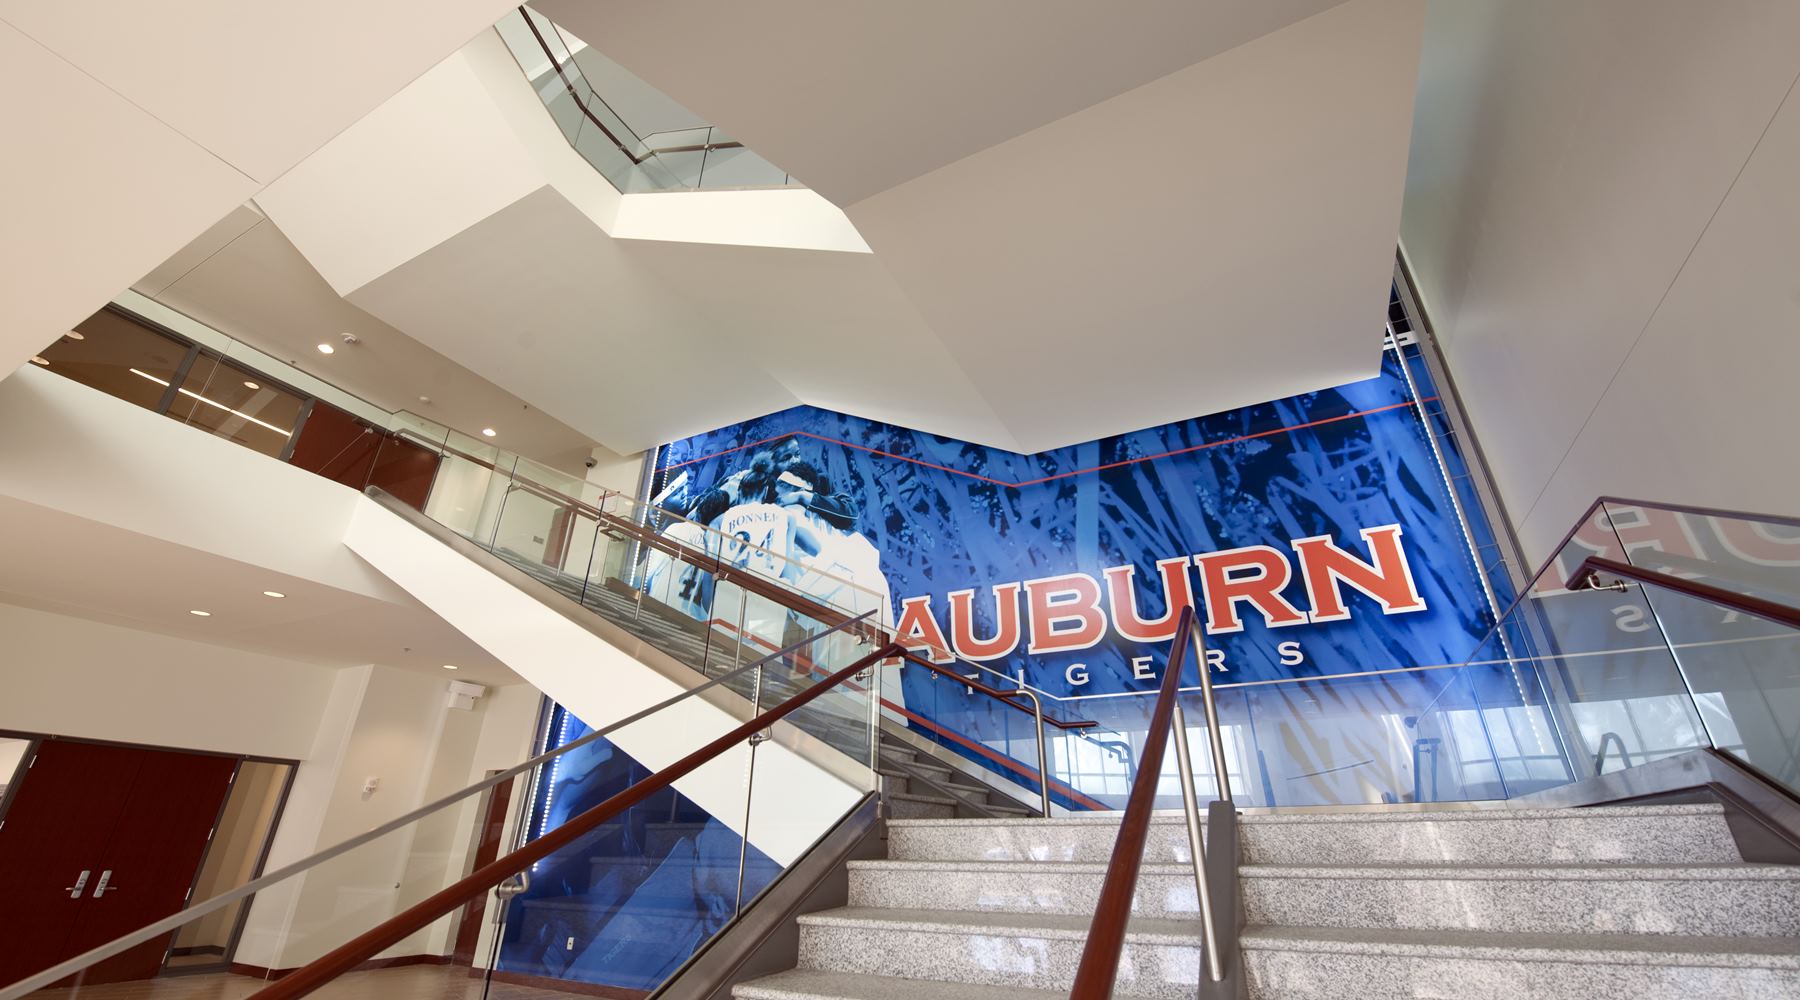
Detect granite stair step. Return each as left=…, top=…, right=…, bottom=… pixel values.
left=886, top=804, right=1742, bottom=866
left=1241, top=861, right=1800, bottom=937
left=887, top=814, right=1197, bottom=864
left=848, top=859, right=1201, bottom=918
left=883, top=756, right=954, bottom=782
left=1239, top=925, right=1800, bottom=1000
left=1239, top=803, right=1741, bottom=866
left=884, top=790, right=962, bottom=819
left=876, top=741, right=918, bottom=764
left=733, top=968, right=1156, bottom=1000
left=795, top=906, right=1201, bottom=1000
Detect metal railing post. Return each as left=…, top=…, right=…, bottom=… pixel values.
left=865, top=647, right=883, bottom=776
left=1012, top=688, right=1053, bottom=817
left=1191, top=625, right=1232, bottom=803
left=734, top=660, right=765, bottom=917
left=1171, top=702, right=1224, bottom=984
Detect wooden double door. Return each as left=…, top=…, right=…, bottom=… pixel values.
left=0, top=740, right=239, bottom=987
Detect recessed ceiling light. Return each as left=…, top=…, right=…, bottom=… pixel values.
left=317, top=343, right=335, bottom=355
left=244, top=381, right=260, bottom=390
left=66, top=331, right=85, bottom=341
left=263, top=591, right=286, bottom=598
left=442, top=664, right=459, bottom=670
left=189, top=609, right=213, bottom=617
left=29, top=356, right=49, bottom=366
left=481, top=428, right=497, bottom=437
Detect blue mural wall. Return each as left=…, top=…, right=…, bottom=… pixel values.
left=495, top=705, right=779, bottom=991
left=505, top=331, right=1558, bottom=992
left=643, top=337, right=1530, bottom=807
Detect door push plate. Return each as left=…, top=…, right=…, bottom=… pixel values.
left=93, top=869, right=116, bottom=898
left=66, top=869, right=91, bottom=898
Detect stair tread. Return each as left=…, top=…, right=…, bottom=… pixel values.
left=1243, top=925, right=1800, bottom=967
left=1241, top=861, right=1800, bottom=881
left=849, top=859, right=1195, bottom=874
left=797, top=906, right=1196, bottom=942
left=734, top=968, right=1156, bottom=1000
left=885, top=790, right=960, bottom=806
left=880, top=757, right=953, bottom=774
left=877, top=766, right=987, bottom=796
left=884, top=802, right=1727, bottom=829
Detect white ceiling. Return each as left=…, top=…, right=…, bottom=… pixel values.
left=844, top=0, right=1419, bottom=449
left=540, top=0, right=1350, bottom=207
left=0, top=0, right=521, bottom=383
left=135, top=204, right=605, bottom=471
left=254, top=0, right=1424, bottom=456
left=0, top=494, right=516, bottom=685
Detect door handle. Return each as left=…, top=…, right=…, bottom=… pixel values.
left=65, top=869, right=91, bottom=898
left=92, top=869, right=117, bottom=898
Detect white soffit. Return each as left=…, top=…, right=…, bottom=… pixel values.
left=848, top=0, right=1421, bottom=451
left=536, top=0, right=1351, bottom=207
left=0, top=0, right=520, bottom=184
left=258, top=1, right=1422, bottom=455
left=347, top=186, right=803, bottom=455
left=136, top=212, right=602, bottom=467
left=254, top=47, right=550, bottom=298
left=0, top=0, right=525, bottom=375
left=0, top=494, right=513, bottom=682
left=0, top=22, right=255, bottom=376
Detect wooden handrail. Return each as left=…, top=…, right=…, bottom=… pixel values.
left=1068, top=607, right=1196, bottom=998
left=377, top=436, right=1106, bottom=735
left=1569, top=555, right=1800, bottom=630
left=248, top=642, right=903, bottom=1000
left=583, top=508, right=1103, bottom=731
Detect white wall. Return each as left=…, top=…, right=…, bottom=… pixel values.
left=234, top=668, right=541, bottom=969
left=1401, top=0, right=1800, bottom=561
left=0, top=602, right=337, bottom=759
left=0, top=593, right=541, bottom=969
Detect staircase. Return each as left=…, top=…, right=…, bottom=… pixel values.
left=877, top=731, right=1037, bottom=820
left=733, top=803, right=1800, bottom=999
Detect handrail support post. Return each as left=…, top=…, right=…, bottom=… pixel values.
left=1171, top=702, right=1225, bottom=984
left=1193, top=627, right=1233, bottom=804
left=1016, top=687, right=1053, bottom=817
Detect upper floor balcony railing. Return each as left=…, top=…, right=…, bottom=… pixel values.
left=495, top=5, right=798, bottom=192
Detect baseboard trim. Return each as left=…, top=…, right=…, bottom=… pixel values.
left=481, top=968, right=650, bottom=999
left=229, top=954, right=452, bottom=981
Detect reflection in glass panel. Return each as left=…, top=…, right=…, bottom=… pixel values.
left=0, top=736, right=31, bottom=801
left=39, top=308, right=189, bottom=409
left=496, top=704, right=773, bottom=993
left=167, top=353, right=305, bottom=458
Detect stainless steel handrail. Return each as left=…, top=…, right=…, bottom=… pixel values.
left=1170, top=624, right=1232, bottom=986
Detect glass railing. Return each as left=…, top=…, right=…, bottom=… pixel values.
left=495, top=6, right=796, bottom=192
left=35, top=295, right=1121, bottom=816
left=1208, top=497, right=1800, bottom=809
left=378, top=422, right=1133, bottom=814
left=0, top=622, right=885, bottom=1000
left=1418, top=498, right=1800, bottom=799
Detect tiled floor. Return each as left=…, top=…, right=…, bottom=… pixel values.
left=29, top=965, right=592, bottom=1000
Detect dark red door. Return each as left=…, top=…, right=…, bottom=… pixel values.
left=72, top=751, right=238, bottom=983
left=0, top=741, right=237, bottom=987
left=0, top=741, right=147, bottom=986
left=452, top=778, right=514, bottom=965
